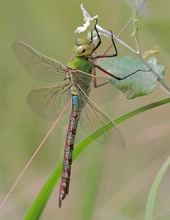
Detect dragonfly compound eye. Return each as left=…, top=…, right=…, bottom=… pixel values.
left=73, top=45, right=94, bottom=57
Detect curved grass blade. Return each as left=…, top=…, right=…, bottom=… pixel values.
left=145, top=156, right=170, bottom=220
left=25, top=98, right=170, bottom=220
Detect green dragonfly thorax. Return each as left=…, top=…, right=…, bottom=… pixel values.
left=67, top=56, right=93, bottom=74
left=67, top=56, right=93, bottom=106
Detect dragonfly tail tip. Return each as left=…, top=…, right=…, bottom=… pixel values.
left=58, top=197, right=62, bottom=208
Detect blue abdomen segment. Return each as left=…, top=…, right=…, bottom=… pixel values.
left=73, top=95, right=79, bottom=105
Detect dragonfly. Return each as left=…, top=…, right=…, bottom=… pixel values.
left=12, top=20, right=125, bottom=208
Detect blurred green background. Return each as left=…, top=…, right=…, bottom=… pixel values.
left=1, top=0, right=170, bottom=219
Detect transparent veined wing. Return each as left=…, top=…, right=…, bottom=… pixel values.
left=12, top=41, right=67, bottom=83
left=75, top=69, right=119, bottom=105
left=12, top=41, right=119, bottom=104
left=89, top=77, right=119, bottom=104
left=27, top=82, right=71, bottom=121
left=78, top=87, right=125, bottom=149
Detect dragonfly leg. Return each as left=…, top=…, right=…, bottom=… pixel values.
left=91, top=20, right=122, bottom=87
left=95, top=64, right=151, bottom=80
left=94, top=30, right=118, bottom=59
left=91, top=25, right=120, bottom=88
left=92, top=19, right=101, bottom=52
left=92, top=22, right=151, bottom=81
left=92, top=67, right=108, bottom=88
left=92, top=19, right=118, bottom=59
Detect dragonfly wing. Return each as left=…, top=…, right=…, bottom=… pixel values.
left=28, top=82, right=71, bottom=121
left=89, top=77, right=119, bottom=104
left=75, top=70, right=119, bottom=105
left=79, top=91, right=125, bottom=149
left=12, top=41, right=67, bottom=83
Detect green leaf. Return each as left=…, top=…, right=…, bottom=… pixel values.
left=100, top=56, right=165, bottom=99
left=24, top=98, right=170, bottom=220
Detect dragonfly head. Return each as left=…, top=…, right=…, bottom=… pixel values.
left=73, top=38, right=95, bottom=57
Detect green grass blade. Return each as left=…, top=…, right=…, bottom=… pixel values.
left=24, top=164, right=62, bottom=220
left=145, top=156, right=170, bottom=220
left=24, top=97, right=170, bottom=220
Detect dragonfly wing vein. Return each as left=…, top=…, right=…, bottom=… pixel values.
left=79, top=90, right=125, bottom=149
left=12, top=41, right=67, bottom=82
left=28, top=83, right=71, bottom=120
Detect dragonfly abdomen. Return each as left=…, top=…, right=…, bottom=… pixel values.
left=59, top=89, right=81, bottom=207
